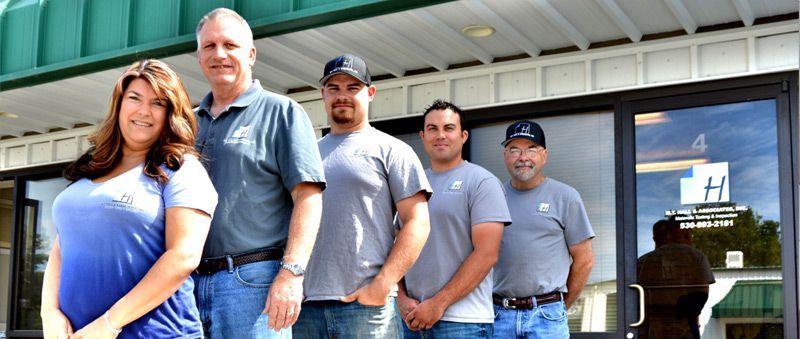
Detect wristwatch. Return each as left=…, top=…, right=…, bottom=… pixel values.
left=280, top=261, right=305, bottom=276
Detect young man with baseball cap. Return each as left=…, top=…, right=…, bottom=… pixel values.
left=294, top=54, right=432, bottom=338
left=492, top=120, right=595, bottom=339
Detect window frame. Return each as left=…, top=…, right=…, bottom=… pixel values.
left=374, top=71, right=797, bottom=338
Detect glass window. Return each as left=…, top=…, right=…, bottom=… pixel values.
left=0, top=180, right=13, bottom=335
left=470, top=111, right=617, bottom=332
left=14, top=177, right=68, bottom=331
left=394, top=132, right=431, bottom=169
left=634, top=99, right=782, bottom=338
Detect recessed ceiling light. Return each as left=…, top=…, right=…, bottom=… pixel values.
left=462, top=25, right=495, bottom=38
left=0, top=112, right=18, bottom=119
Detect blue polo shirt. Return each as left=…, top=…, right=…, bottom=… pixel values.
left=195, top=80, right=326, bottom=257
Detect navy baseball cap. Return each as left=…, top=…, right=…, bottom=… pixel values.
left=320, top=54, right=371, bottom=86
left=501, top=120, right=546, bottom=148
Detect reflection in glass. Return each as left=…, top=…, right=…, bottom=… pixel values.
left=638, top=218, right=715, bottom=338
left=0, top=181, right=12, bottom=334
left=14, top=177, right=68, bottom=330
left=635, top=100, right=782, bottom=338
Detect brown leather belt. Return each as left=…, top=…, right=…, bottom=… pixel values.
left=195, top=248, right=284, bottom=275
left=493, top=291, right=564, bottom=309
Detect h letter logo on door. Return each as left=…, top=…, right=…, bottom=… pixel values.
left=680, top=162, right=730, bottom=205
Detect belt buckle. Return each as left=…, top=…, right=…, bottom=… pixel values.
left=194, top=260, right=205, bottom=275
left=502, top=297, right=517, bottom=309
left=195, top=258, right=218, bottom=275
left=194, top=264, right=206, bottom=275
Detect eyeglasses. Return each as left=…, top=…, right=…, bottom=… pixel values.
left=506, top=147, right=543, bottom=158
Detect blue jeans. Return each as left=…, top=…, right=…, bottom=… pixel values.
left=492, top=300, right=569, bottom=339
left=403, top=320, right=492, bottom=338
left=192, top=260, right=290, bottom=339
left=293, top=298, right=399, bottom=338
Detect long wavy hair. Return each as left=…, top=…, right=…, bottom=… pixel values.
left=64, top=59, right=197, bottom=184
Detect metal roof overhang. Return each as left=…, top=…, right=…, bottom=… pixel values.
left=0, top=0, right=796, bottom=138
left=712, top=280, right=783, bottom=318
left=0, top=0, right=453, bottom=91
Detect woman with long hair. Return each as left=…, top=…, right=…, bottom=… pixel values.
left=40, top=59, right=218, bottom=338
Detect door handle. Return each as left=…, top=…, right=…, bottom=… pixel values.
left=629, top=284, right=645, bottom=327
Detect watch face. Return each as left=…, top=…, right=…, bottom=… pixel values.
left=281, top=262, right=305, bottom=276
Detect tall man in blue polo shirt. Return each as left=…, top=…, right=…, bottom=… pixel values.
left=493, top=120, right=595, bottom=339
left=192, top=8, right=326, bottom=338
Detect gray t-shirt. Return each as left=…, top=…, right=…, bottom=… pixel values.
left=305, top=126, right=432, bottom=301
left=195, top=80, right=326, bottom=258
left=494, top=177, right=595, bottom=297
left=404, top=161, right=511, bottom=323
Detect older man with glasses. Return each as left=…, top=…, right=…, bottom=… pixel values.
left=492, top=120, right=595, bottom=339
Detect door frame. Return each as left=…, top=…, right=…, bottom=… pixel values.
left=0, top=164, right=66, bottom=338
left=620, top=75, right=797, bottom=338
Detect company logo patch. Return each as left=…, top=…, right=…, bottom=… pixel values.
left=112, top=192, right=135, bottom=205
left=537, top=203, right=550, bottom=213
left=353, top=148, right=370, bottom=156
left=680, top=162, right=730, bottom=205
left=514, top=123, right=531, bottom=136
left=104, top=191, right=144, bottom=212
left=224, top=125, right=254, bottom=145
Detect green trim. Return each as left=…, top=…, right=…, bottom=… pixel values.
left=0, top=0, right=452, bottom=91
left=712, top=280, right=783, bottom=318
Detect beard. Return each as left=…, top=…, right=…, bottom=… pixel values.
left=512, top=160, right=537, bottom=182
left=331, top=108, right=354, bottom=125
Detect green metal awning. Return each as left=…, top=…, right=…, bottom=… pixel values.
left=712, top=280, right=783, bottom=318
left=0, top=0, right=452, bottom=92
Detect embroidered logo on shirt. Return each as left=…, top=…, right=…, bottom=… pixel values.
left=103, top=191, right=144, bottom=212
left=232, top=125, right=250, bottom=138
left=537, top=203, right=550, bottom=213
left=224, top=125, right=254, bottom=145
left=112, top=192, right=135, bottom=205
left=448, top=180, right=463, bottom=191
left=353, top=149, right=370, bottom=156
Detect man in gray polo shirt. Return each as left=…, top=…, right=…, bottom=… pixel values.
left=293, top=54, right=431, bottom=338
left=493, top=120, right=595, bottom=339
left=192, top=8, right=326, bottom=338
left=398, top=100, right=511, bottom=338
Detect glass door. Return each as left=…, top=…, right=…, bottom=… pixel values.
left=11, top=175, right=68, bottom=334
left=627, top=92, right=794, bottom=338
left=0, top=180, right=13, bottom=336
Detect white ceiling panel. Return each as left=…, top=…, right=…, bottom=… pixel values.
left=615, top=0, right=686, bottom=34
left=390, top=11, right=494, bottom=65
left=427, top=2, right=529, bottom=56
left=543, top=0, right=621, bottom=44
left=682, top=0, right=741, bottom=27
left=0, top=0, right=797, bottom=139
left=379, top=13, right=488, bottom=65
left=756, top=0, right=800, bottom=17
left=480, top=0, right=569, bottom=50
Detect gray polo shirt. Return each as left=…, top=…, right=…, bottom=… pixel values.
left=304, top=126, right=431, bottom=301
left=494, top=177, right=594, bottom=297
left=404, top=161, right=511, bottom=323
left=195, top=80, right=326, bottom=258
